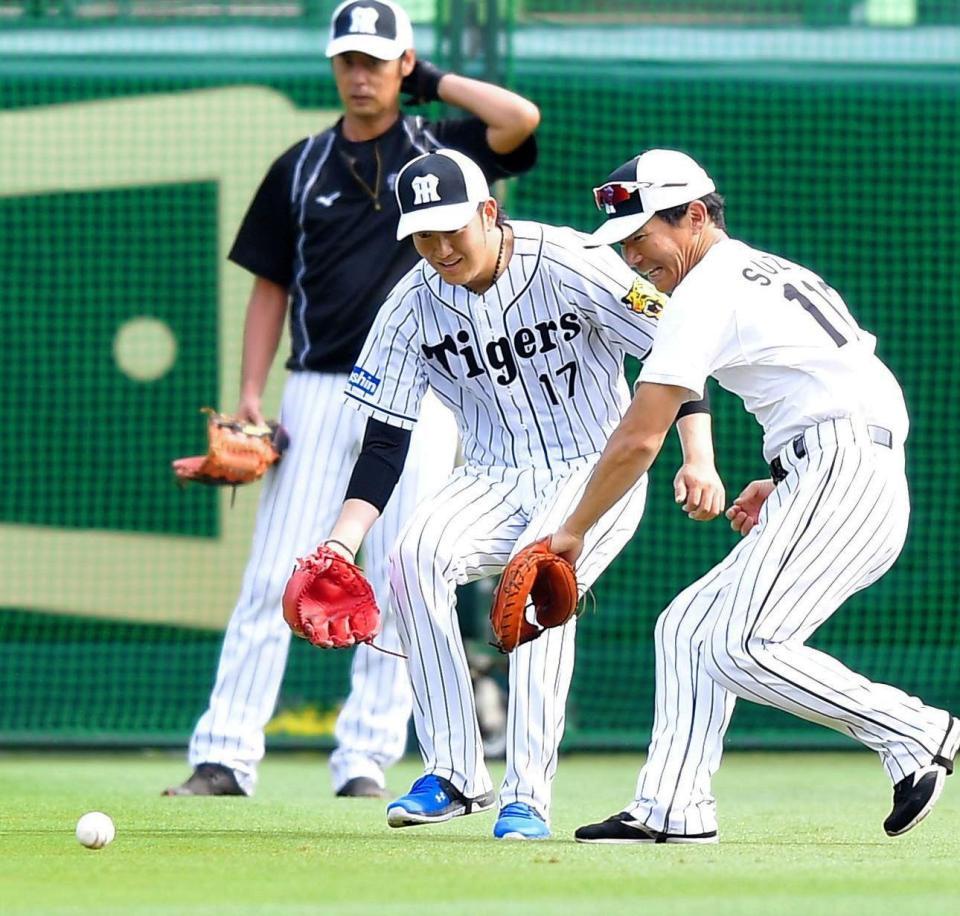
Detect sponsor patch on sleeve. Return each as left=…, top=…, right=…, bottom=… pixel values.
left=348, top=366, right=381, bottom=395
left=622, top=277, right=666, bottom=319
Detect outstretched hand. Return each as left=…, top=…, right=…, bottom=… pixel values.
left=674, top=461, right=725, bottom=521
left=725, top=479, right=776, bottom=536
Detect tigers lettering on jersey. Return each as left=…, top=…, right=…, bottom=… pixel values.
left=420, top=312, right=583, bottom=385
left=346, top=221, right=661, bottom=467
left=622, top=277, right=666, bottom=319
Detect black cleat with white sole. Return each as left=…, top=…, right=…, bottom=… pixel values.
left=884, top=715, right=960, bottom=837
left=575, top=812, right=717, bottom=845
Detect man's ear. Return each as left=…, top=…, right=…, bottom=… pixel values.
left=400, top=49, right=416, bottom=78
left=687, top=199, right=709, bottom=231
left=483, top=198, right=499, bottom=231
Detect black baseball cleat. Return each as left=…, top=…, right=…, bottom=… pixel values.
left=575, top=811, right=718, bottom=845
left=336, top=776, right=389, bottom=799
left=883, top=716, right=960, bottom=837
left=162, top=763, right=247, bottom=797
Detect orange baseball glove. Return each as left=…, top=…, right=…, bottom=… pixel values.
left=490, top=538, right=578, bottom=653
left=172, top=408, right=288, bottom=487
left=282, top=545, right=381, bottom=649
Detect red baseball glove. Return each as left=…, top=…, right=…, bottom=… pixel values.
left=490, top=538, right=579, bottom=653
left=282, top=545, right=381, bottom=648
left=172, top=408, right=288, bottom=487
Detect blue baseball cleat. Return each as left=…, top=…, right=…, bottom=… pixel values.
left=386, top=774, right=496, bottom=828
left=493, top=802, right=551, bottom=840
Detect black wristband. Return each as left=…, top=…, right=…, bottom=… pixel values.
left=401, top=58, right=448, bottom=105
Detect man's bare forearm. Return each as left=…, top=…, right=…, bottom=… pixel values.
left=239, top=276, right=287, bottom=405
left=438, top=73, right=540, bottom=154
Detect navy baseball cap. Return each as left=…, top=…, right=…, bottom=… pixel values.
left=587, top=149, right=716, bottom=246
left=395, top=149, right=491, bottom=240
left=325, top=0, right=414, bottom=61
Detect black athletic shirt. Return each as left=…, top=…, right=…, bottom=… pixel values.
left=229, top=114, right=537, bottom=373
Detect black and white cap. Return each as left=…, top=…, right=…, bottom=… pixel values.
left=587, top=149, right=716, bottom=247
left=325, top=0, right=414, bottom=61
left=395, top=149, right=491, bottom=240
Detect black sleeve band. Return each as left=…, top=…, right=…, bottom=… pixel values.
left=344, top=419, right=413, bottom=513
left=676, top=385, right=710, bottom=420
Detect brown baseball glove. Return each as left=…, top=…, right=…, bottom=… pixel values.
left=282, top=544, right=381, bottom=649
left=490, top=538, right=579, bottom=653
left=172, top=408, right=288, bottom=487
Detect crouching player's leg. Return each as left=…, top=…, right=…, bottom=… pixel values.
left=492, top=458, right=650, bottom=840
left=385, top=466, right=529, bottom=827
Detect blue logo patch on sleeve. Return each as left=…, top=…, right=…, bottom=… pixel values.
left=348, top=367, right=381, bottom=395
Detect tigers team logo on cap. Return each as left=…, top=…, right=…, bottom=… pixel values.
left=395, top=149, right=491, bottom=240
left=411, top=174, right=442, bottom=206
left=325, top=0, right=414, bottom=60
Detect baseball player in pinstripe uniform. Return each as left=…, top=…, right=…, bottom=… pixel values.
left=317, top=148, right=723, bottom=839
left=549, top=148, right=960, bottom=843
left=164, top=0, right=540, bottom=799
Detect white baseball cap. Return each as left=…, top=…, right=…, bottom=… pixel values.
left=587, top=149, right=716, bottom=247
left=395, top=149, right=491, bottom=240
left=325, top=0, right=414, bottom=61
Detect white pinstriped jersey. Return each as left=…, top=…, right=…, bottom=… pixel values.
left=639, top=239, right=909, bottom=461
left=345, top=221, right=664, bottom=469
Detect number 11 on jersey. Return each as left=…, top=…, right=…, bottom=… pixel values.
left=783, top=281, right=849, bottom=347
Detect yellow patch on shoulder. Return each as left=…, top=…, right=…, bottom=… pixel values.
left=622, top=277, right=666, bottom=319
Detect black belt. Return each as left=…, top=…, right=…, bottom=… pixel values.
left=769, top=425, right=893, bottom=484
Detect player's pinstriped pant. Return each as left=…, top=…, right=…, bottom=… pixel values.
left=389, top=458, right=648, bottom=820
left=188, top=372, right=457, bottom=795
left=628, top=417, right=954, bottom=835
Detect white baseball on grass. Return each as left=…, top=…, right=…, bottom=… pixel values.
left=75, top=812, right=116, bottom=849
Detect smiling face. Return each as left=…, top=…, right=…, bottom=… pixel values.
left=412, top=202, right=501, bottom=288
left=331, top=49, right=413, bottom=122
left=619, top=202, right=711, bottom=293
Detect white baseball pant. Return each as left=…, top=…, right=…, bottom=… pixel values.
left=628, top=417, right=954, bottom=835
left=389, top=457, right=648, bottom=820
left=188, top=372, right=457, bottom=794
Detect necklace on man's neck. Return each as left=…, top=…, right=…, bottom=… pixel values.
left=341, top=143, right=383, bottom=211
left=466, top=227, right=505, bottom=295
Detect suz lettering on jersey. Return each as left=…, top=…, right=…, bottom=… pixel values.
left=740, top=254, right=794, bottom=286
left=420, top=312, right=583, bottom=386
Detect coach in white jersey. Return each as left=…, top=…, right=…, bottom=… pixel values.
left=318, top=148, right=723, bottom=840
left=548, top=148, right=960, bottom=844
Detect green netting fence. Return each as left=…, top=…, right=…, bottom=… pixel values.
left=1, top=1, right=958, bottom=750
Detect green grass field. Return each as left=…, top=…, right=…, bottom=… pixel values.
left=2, top=751, right=958, bottom=915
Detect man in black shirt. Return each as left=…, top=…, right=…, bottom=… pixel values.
left=164, top=0, right=539, bottom=799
